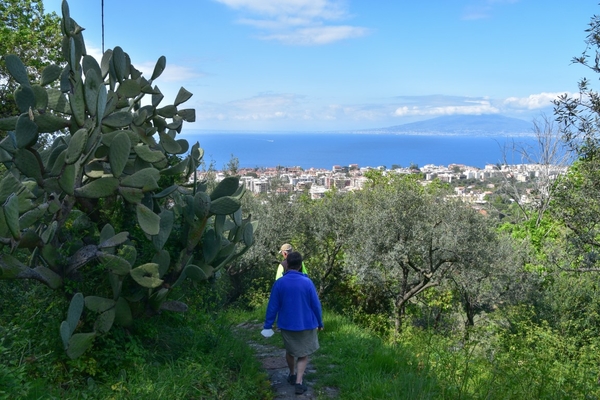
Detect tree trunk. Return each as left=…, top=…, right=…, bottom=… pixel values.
left=463, top=294, right=475, bottom=327
left=394, top=297, right=407, bottom=337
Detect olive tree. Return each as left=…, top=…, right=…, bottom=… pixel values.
left=449, top=228, right=538, bottom=330
left=293, top=191, right=357, bottom=297
left=345, top=175, right=511, bottom=334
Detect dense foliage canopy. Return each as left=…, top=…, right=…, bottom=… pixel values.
left=0, top=0, right=62, bottom=118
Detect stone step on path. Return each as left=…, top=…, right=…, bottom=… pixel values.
left=236, top=322, right=338, bottom=399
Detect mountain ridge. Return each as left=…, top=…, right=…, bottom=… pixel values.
left=353, top=114, right=534, bottom=136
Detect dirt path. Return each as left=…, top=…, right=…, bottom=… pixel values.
left=236, top=322, right=338, bottom=399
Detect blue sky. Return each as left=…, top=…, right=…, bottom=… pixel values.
left=43, top=0, right=600, bottom=132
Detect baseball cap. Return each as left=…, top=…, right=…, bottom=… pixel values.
left=279, top=243, right=293, bottom=254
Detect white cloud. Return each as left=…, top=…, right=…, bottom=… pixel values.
left=195, top=93, right=385, bottom=125
left=503, top=92, right=568, bottom=109
left=196, top=93, right=305, bottom=122
left=213, top=0, right=369, bottom=45
left=191, top=92, right=568, bottom=131
left=462, top=0, right=520, bottom=20
left=238, top=16, right=313, bottom=30
left=394, top=103, right=500, bottom=117
left=137, top=62, right=204, bottom=83
left=262, top=25, right=370, bottom=45
left=86, top=46, right=104, bottom=63
left=84, top=46, right=202, bottom=83
left=390, top=93, right=564, bottom=119
left=339, top=105, right=389, bottom=121
left=230, top=93, right=300, bottom=110
left=214, top=0, right=347, bottom=20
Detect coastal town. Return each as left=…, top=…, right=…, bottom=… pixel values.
left=203, top=162, right=569, bottom=204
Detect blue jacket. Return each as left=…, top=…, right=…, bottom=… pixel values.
left=264, top=270, right=323, bottom=331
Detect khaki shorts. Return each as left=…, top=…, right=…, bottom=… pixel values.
left=280, top=329, right=319, bottom=358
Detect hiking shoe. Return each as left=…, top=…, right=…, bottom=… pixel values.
left=295, top=383, right=307, bottom=394
left=287, top=374, right=296, bottom=385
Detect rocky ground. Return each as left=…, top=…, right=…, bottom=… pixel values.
left=236, top=321, right=338, bottom=399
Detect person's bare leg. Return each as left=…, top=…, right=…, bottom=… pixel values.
left=286, top=352, right=295, bottom=375
left=296, top=356, right=308, bottom=384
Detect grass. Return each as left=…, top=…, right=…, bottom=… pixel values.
left=227, top=305, right=600, bottom=399
left=0, top=282, right=273, bottom=400
left=4, top=283, right=600, bottom=400
left=226, top=305, right=446, bottom=399
left=310, top=311, right=445, bottom=400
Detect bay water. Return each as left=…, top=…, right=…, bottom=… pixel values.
left=179, top=131, right=538, bottom=170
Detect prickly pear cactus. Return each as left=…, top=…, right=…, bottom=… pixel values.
left=0, top=0, right=257, bottom=359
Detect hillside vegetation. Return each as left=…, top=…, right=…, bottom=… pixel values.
left=3, top=1, right=600, bottom=399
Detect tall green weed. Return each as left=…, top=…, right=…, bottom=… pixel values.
left=0, top=281, right=272, bottom=399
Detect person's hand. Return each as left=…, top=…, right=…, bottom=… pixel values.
left=318, top=326, right=324, bottom=331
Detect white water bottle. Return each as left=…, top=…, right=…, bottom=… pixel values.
left=261, top=328, right=274, bottom=338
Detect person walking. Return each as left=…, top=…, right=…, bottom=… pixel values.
left=263, top=251, right=323, bottom=395
left=276, top=243, right=308, bottom=280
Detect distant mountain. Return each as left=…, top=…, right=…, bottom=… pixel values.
left=358, top=114, right=534, bottom=136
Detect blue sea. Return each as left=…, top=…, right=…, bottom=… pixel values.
left=180, top=131, right=538, bottom=170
